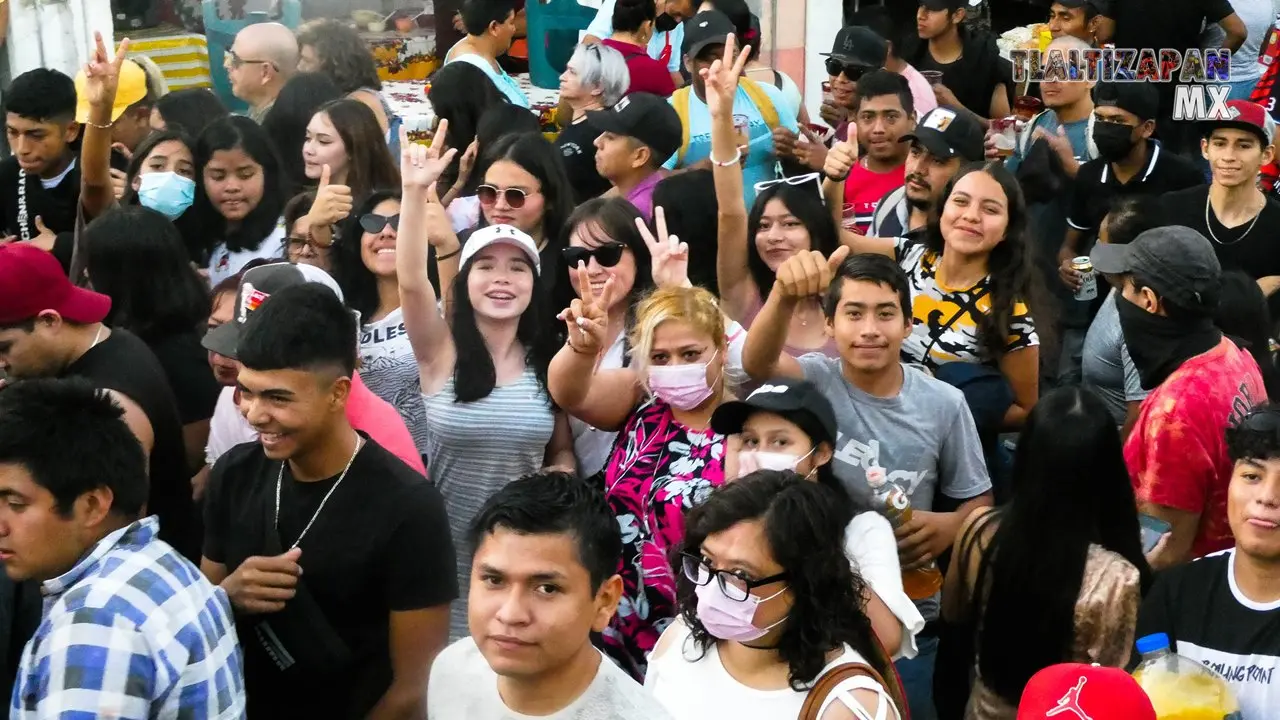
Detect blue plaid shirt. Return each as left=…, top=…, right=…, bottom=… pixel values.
left=11, top=516, right=246, bottom=719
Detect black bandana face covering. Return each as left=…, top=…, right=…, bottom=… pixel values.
left=1115, top=292, right=1220, bottom=390
left=655, top=13, right=679, bottom=32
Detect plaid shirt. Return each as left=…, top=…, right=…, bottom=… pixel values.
left=11, top=516, right=246, bottom=719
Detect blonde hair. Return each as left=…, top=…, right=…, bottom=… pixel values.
left=628, top=286, right=726, bottom=381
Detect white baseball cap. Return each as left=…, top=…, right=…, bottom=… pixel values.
left=458, top=224, right=541, bottom=275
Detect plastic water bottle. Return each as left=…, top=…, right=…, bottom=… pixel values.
left=1132, top=633, right=1241, bottom=720
left=867, top=467, right=943, bottom=601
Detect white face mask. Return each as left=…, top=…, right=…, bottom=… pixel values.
left=736, top=449, right=814, bottom=478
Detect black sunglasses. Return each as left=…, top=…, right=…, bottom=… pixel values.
left=562, top=243, right=626, bottom=268
left=359, top=213, right=400, bottom=234
left=681, top=554, right=788, bottom=603
left=824, top=58, right=868, bottom=80
left=1236, top=407, right=1280, bottom=434
left=477, top=184, right=533, bottom=209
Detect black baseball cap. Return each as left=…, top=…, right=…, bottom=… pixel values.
left=900, top=107, right=985, bottom=162
left=1090, top=226, right=1221, bottom=310
left=920, top=0, right=972, bottom=10
left=1053, top=0, right=1110, bottom=10
left=202, top=262, right=346, bottom=359
left=710, top=377, right=838, bottom=446
left=586, top=93, right=682, bottom=163
left=1093, top=80, right=1159, bottom=121
left=822, top=26, right=888, bottom=68
left=682, top=10, right=734, bottom=61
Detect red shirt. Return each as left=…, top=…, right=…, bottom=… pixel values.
left=1124, top=338, right=1265, bottom=557
left=602, top=38, right=675, bottom=98
left=348, top=373, right=426, bottom=477
left=842, top=161, right=905, bottom=235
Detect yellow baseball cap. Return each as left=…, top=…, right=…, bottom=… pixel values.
left=74, top=59, right=148, bottom=124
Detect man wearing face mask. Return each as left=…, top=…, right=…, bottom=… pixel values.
left=1090, top=225, right=1265, bottom=570
left=585, top=0, right=695, bottom=90
left=1059, top=81, right=1204, bottom=292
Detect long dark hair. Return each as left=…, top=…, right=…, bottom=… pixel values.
left=480, top=132, right=576, bottom=253
left=260, top=72, right=343, bottom=192
left=120, top=130, right=206, bottom=264
left=968, top=386, right=1153, bottom=704
left=677, top=471, right=892, bottom=691
left=428, top=62, right=508, bottom=186
left=193, top=116, right=289, bottom=255
left=153, top=87, right=228, bottom=137
left=746, top=183, right=840, bottom=301
left=653, top=169, right=720, bottom=290
left=925, top=162, right=1045, bottom=361
left=314, top=98, right=400, bottom=201
left=333, top=189, right=401, bottom=321
left=449, top=250, right=557, bottom=403
left=83, top=206, right=209, bottom=343
left=1214, top=270, right=1280, bottom=401
left=467, top=104, right=541, bottom=194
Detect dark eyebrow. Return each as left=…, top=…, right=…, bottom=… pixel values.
left=237, top=383, right=294, bottom=400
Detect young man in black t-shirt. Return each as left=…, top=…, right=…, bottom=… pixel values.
left=201, top=283, right=456, bottom=719
left=903, top=0, right=1010, bottom=121
left=1135, top=405, right=1280, bottom=719
left=1159, top=99, right=1280, bottom=318
left=0, top=69, right=81, bottom=266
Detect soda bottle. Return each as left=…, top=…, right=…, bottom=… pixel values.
left=867, top=467, right=944, bottom=601
left=1132, top=633, right=1241, bottom=720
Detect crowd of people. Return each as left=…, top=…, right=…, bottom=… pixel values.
left=0, top=0, right=1277, bottom=718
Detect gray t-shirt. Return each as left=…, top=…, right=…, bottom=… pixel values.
left=428, top=637, right=673, bottom=719
left=797, top=354, right=992, bottom=511
left=1081, top=289, right=1149, bottom=425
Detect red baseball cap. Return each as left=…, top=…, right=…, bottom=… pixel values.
left=1018, top=664, right=1155, bottom=720
left=1200, top=99, right=1274, bottom=146
left=0, top=244, right=110, bottom=325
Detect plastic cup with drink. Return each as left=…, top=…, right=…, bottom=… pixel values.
left=1013, top=95, right=1043, bottom=121
left=822, top=80, right=834, bottom=105
left=991, top=117, right=1019, bottom=159
left=921, top=70, right=944, bottom=85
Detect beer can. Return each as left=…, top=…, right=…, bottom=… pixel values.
left=1072, top=256, right=1098, bottom=301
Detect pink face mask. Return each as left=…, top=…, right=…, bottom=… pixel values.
left=647, top=351, right=720, bottom=410
left=694, top=579, right=788, bottom=643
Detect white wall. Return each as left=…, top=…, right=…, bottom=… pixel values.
left=8, top=0, right=114, bottom=80
left=804, top=0, right=841, bottom=121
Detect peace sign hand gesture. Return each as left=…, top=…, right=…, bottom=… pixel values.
left=636, top=207, right=689, bottom=289
left=558, top=263, right=614, bottom=356
left=401, top=120, right=458, bottom=192
left=84, top=32, right=129, bottom=110
left=700, top=33, right=751, bottom=120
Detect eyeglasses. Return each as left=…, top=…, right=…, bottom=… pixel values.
left=681, top=554, right=788, bottom=602
left=562, top=242, right=627, bottom=268
left=824, top=58, right=868, bottom=81
left=477, top=184, right=536, bottom=209
left=225, top=48, right=276, bottom=70
left=359, top=213, right=400, bottom=234
left=285, top=235, right=327, bottom=254
left=754, top=172, right=822, bottom=196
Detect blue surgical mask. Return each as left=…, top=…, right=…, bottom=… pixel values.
left=137, top=171, right=196, bottom=219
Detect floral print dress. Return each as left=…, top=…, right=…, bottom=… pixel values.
left=598, top=397, right=725, bottom=680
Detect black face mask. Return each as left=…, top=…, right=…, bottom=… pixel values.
left=1115, top=292, right=1220, bottom=390
left=655, top=13, right=679, bottom=32
left=1092, top=122, right=1137, bottom=161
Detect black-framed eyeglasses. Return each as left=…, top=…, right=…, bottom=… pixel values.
left=562, top=242, right=626, bottom=268
left=477, top=184, right=535, bottom=209
left=681, top=554, right=788, bottom=602
left=824, top=58, right=868, bottom=81
left=225, top=48, right=276, bottom=70
left=359, top=213, right=400, bottom=234
left=285, top=235, right=329, bottom=253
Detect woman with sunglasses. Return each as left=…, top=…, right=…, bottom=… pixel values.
left=397, top=126, right=575, bottom=639
left=647, top=471, right=902, bottom=720
left=550, top=274, right=735, bottom=680
left=707, top=38, right=840, bottom=357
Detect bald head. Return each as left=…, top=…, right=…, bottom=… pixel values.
left=235, top=23, right=299, bottom=77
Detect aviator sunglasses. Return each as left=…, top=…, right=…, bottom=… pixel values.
left=477, top=184, right=535, bottom=209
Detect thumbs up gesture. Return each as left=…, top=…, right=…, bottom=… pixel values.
left=823, top=127, right=858, bottom=182
left=308, top=163, right=354, bottom=228
left=29, top=216, right=57, bottom=252
left=774, top=245, right=852, bottom=300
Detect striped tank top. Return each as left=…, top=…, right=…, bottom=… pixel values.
left=423, top=366, right=555, bottom=640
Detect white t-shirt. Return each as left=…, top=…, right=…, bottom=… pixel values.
left=208, top=223, right=286, bottom=286
left=427, top=637, right=673, bottom=719
left=359, top=308, right=428, bottom=453
left=845, top=512, right=926, bottom=660
left=204, top=386, right=256, bottom=466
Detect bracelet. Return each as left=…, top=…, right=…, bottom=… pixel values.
left=84, top=120, right=113, bottom=130
left=711, top=149, right=742, bottom=167
left=436, top=247, right=460, bottom=261
left=566, top=338, right=595, bottom=355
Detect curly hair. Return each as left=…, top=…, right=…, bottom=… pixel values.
left=675, top=470, right=890, bottom=691
left=296, top=19, right=382, bottom=94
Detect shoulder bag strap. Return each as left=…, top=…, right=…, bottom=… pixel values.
left=798, top=662, right=897, bottom=720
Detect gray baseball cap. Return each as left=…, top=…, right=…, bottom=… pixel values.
left=1090, top=226, right=1221, bottom=310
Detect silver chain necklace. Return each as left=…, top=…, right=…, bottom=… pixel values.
left=274, top=433, right=363, bottom=550
left=1205, top=192, right=1263, bottom=246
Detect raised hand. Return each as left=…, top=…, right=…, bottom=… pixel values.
left=636, top=207, right=689, bottom=289
left=793, top=125, right=830, bottom=171
left=774, top=245, right=851, bottom=300
left=558, top=263, right=613, bottom=355
left=823, top=130, right=858, bottom=182
left=308, top=163, right=353, bottom=230
left=457, top=137, right=480, bottom=184
left=699, top=33, right=751, bottom=119
left=423, top=182, right=460, bottom=250
left=401, top=120, right=459, bottom=191
left=83, top=32, right=129, bottom=109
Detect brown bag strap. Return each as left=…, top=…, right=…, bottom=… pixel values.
left=798, top=661, right=894, bottom=720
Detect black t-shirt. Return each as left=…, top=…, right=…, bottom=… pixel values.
left=1067, top=140, right=1206, bottom=237
left=204, top=437, right=457, bottom=719
left=1112, top=0, right=1235, bottom=71
left=63, top=329, right=198, bottom=560
left=0, top=155, right=80, bottom=242
left=1135, top=549, right=1280, bottom=718
left=1159, top=185, right=1280, bottom=316
left=556, top=118, right=612, bottom=205
left=147, top=330, right=222, bottom=425
left=906, top=29, right=1010, bottom=118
